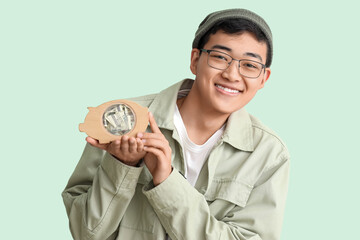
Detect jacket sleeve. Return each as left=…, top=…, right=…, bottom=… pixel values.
left=62, top=143, right=143, bottom=240
left=142, top=155, right=289, bottom=240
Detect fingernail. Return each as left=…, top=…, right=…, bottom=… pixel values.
left=142, top=139, right=146, bottom=143
left=137, top=132, right=143, bottom=138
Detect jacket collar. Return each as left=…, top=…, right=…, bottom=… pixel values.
left=148, top=79, right=254, bottom=152
left=147, top=80, right=183, bottom=130
left=223, top=108, right=254, bottom=152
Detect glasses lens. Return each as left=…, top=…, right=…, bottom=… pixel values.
left=207, top=51, right=231, bottom=70
left=239, top=60, right=263, bottom=78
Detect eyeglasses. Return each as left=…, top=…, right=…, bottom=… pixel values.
left=200, top=49, right=266, bottom=78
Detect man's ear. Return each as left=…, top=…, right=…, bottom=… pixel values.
left=259, top=68, right=271, bottom=89
left=190, top=48, right=200, bottom=75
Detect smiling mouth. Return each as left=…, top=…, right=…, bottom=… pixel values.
left=215, top=84, right=242, bottom=94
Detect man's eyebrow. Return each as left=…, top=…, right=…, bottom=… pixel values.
left=211, top=44, right=232, bottom=52
left=211, top=45, right=263, bottom=62
left=244, top=52, right=263, bottom=62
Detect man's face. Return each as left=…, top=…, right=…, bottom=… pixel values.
left=189, top=31, right=270, bottom=116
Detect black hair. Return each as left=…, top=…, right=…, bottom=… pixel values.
left=197, top=18, right=271, bottom=67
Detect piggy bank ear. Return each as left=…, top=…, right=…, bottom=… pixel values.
left=87, top=107, right=94, bottom=111
left=79, top=123, right=86, bottom=132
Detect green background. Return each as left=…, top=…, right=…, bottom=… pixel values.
left=1, top=0, right=359, bottom=239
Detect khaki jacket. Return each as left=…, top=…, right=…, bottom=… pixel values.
left=62, top=79, right=290, bottom=240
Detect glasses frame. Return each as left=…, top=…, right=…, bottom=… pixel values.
left=200, top=49, right=266, bottom=79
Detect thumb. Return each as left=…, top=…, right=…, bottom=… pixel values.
left=86, top=136, right=108, bottom=150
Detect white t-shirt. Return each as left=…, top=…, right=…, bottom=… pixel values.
left=173, top=105, right=225, bottom=186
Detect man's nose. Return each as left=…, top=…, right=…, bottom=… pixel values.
left=222, top=60, right=241, bottom=82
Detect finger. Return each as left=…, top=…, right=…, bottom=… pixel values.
left=109, top=139, right=121, bottom=154
left=148, top=112, right=161, bottom=134
left=142, top=138, right=169, bottom=153
left=143, top=138, right=171, bottom=160
left=143, top=146, right=164, bottom=159
left=120, top=135, right=130, bottom=152
left=86, top=137, right=108, bottom=150
left=136, top=138, right=144, bottom=152
left=139, top=132, right=165, bottom=140
left=137, top=131, right=165, bottom=141
left=128, top=137, right=137, bottom=153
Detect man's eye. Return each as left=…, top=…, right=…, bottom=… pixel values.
left=245, top=63, right=257, bottom=68
left=211, top=54, right=228, bottom=61
left=242, top=62, right=260, bottom=69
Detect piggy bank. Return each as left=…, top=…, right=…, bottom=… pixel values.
left=79, top=99, right=149, bottom=144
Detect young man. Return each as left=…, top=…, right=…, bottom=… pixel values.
left=62, top=9, right=289, bottom=240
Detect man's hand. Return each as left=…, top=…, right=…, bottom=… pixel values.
left=86, top=135, right=146, bottom=167
left=138, top=112, right=172, bottom=186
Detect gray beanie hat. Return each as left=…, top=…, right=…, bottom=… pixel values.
left=192, top=9, right=273, bottom=66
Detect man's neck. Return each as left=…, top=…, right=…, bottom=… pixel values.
left=176, top=94, right=228, bottom=145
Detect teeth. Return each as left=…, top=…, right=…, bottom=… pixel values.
left=216, top=84, right=240, bottom=93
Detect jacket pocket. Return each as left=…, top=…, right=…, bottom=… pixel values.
left=204, top=179, right=253, bottom=207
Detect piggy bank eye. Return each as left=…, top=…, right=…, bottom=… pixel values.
left=102, top=103, right=136, bottom=135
